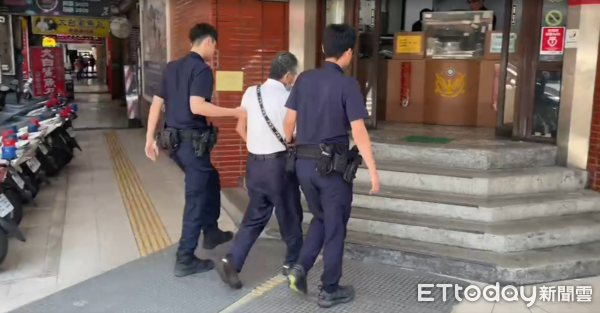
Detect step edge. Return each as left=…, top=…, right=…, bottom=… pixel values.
left=351, top=184, right=600, bottom=209
left=300, top=205, right=600, bottom=237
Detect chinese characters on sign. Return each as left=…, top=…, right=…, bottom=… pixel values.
left=30, top=47, right=65, bottom=97
left=1, top=0, right=111, bottom=17
left=21, top=17, right=30, bottom=78
left=32, top=16, right=109, bottom=37
left=540, top=27, right=565, bottom=55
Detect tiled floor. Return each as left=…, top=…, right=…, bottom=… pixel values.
left=0, top=128, right=235, bottom=312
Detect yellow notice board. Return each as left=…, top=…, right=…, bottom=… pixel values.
left=32, top=16, right=110, bottom=37
left=215, top=71, right=244, bottom=92
left=396, top=35, right=422, bottom=54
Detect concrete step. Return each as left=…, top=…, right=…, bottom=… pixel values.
left=356, top=160, right=587, bottom=197
left=300, top=206, right=600, bottom=253
left=365, top=139, right=557, bottom=170
left=240, top=176, right=599, bottom=222
left=352, top=183, right=600, bottom=222
left=222, top=187, right=600, bottom=284
left=74, top=92, right=112, bottom=103
left=265, top=226, right=600, bottom=285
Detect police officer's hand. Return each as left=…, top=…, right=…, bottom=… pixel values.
left=234, top=107, right=247, bottom=119
left=145, top=139, right=159, bottom=162
left=369, top=169, right=380, bottom=194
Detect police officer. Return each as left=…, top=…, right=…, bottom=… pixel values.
left=282, top=24, right=379, bottom=308
left=217, top=51, right=304, bottom=289
left=144, top=23, right=246, bottom=277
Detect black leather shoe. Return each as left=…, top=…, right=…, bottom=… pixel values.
left=288, top=264, right=308, bottom=295
left=317, top=285, right=355, bottom=308
left=217, top=254, right=242, bottom=289
left=174, top=254, right=215, bottom=277
left=282, top=264, right=293, bottom=276
left=202, top=229, right=234, bottom=250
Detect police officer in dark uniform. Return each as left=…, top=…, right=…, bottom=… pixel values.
left=217, top=52, right=304, bottom=290
left=282, top=24, right=379, bottom=308
left=468, top=0, right=496, bottom=29
left=144, top=23, right=246, bottom=277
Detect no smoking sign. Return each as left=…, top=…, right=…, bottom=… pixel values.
left=540, top=27, right=565, bottom=55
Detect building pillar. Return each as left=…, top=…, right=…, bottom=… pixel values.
left=289, top=0, right=317, bottom=72
left=557, top=0, right=600, bottom=172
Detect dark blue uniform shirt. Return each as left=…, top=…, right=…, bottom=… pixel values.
left=285, top=62, right=368, bottom=145
left=157, top=52, right=213, bottom=130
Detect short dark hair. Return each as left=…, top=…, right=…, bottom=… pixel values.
left=189, top=23, right=218, bottom=45
left=268, top=51, right=298, bottom=80
left=322, top=24, right=356, bottom=59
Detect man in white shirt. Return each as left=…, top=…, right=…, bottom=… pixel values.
left=217, top=52, right=303, bottom=289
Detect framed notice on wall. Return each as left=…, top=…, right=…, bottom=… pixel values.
left=0, top=14, right=15, bottom=75
left=140, top=0, right=168, bottom=100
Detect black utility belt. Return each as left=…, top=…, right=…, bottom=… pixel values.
left=157, top=125, right=219, bottom=158
left=294, top=144, right=362, bottom=183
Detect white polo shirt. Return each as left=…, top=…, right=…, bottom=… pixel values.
left=241, top=79, right=290, bottom=155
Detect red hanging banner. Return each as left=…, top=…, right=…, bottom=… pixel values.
left=400, top=62, right=411, bottom=107
left=21, top=17, right=29, bottom=79
left=492, top=63, right=500, bottom=111
left=30, top=47, right=65, bottom=97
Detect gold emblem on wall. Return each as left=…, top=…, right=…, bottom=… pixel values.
left=435, top=67, right=465, bottom=98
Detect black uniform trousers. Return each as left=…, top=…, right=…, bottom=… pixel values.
left=229, top=152, right=304, bottom=272
left=171, top=140, right=221, bottom=256
left=295, top=158, right=353, bottom=293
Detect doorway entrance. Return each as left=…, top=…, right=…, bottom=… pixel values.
left=316, top=0, right=566, bottom=143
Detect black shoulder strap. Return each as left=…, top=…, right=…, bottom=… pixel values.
left=256, top=85, right=290, bottom=150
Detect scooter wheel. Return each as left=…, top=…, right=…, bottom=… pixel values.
left=0, top=229, right=7, bottom=265
left=3, top=188, right=24, bottom=226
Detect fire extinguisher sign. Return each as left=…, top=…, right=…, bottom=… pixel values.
left=540, top=27, right=565, bottom=55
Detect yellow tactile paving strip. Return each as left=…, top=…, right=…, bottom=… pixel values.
left=105, top=131, right=172, bottom=256
left=218, top=276, right=288, bottom=313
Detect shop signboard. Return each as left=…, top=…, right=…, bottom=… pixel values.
left=0, top=14, right=15, bottom=75
left=32, top=15, right=110, bottom=37
left=0, top=0, right=110, bottom=17
left=140, top=0, right=167, bottom=100
left=540, top=27, right=565, bottom=55
left=30, top=47, right=65, bottom=97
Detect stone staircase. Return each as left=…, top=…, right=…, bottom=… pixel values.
left=221, top=139, right=600, bottom=285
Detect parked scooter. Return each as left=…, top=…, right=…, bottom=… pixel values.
left=22, top=78, right=33, bottom=100
left=0, top=168, right=27, bottom=266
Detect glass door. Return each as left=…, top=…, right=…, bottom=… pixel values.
left=352, top=0, right=380, bottom=128
left=496, top=0, right=565, bottom=141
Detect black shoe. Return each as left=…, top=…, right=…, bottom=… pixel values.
left=202, top=229, right=234, bottom=250
left=174, top=254, right=215, bottom=277
left=217, top=254, right=243, bottom=289
left=288, top=264, right=307, bottom=295
left=282, top=264, right=293, bottom=276
left=317, top=285, right=355, bottom=308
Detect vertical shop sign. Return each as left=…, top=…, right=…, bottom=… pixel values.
left=400, top=62, right=411, bottom=107
left=21, top=17, right=30, bottom=78
left=0, top=14, right=15, bottom=75
left=540, top=27, right=565, bottom=55
left=30, top=47, right=65, bottom=97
